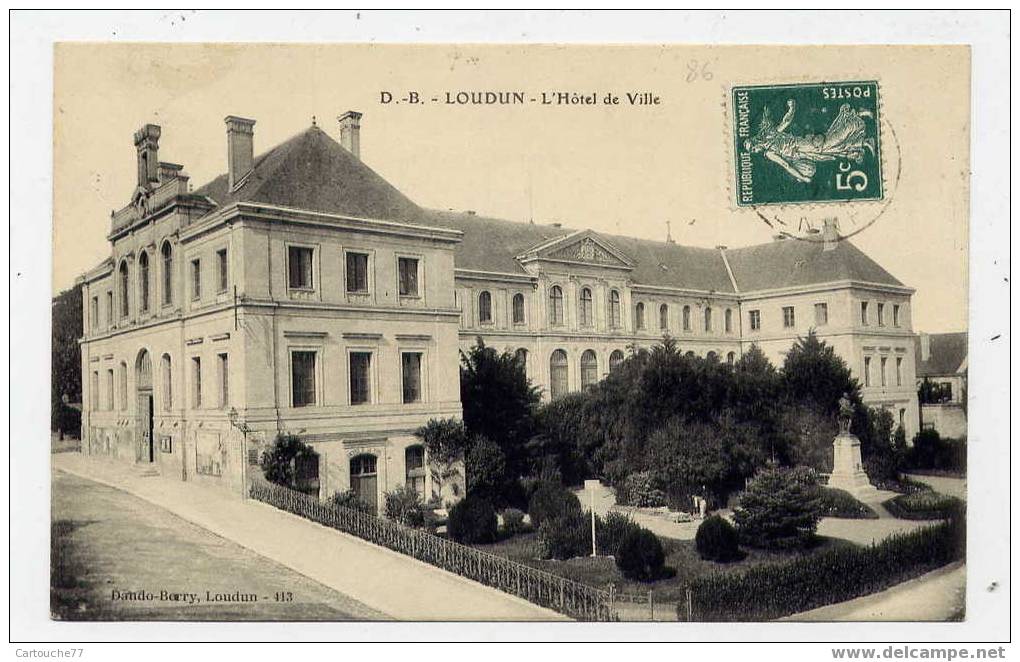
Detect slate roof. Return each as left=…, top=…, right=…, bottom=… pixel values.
left=190, top=124, right=906, bottom=294
left=193, top=125, right=423, bottom=224
left=914, top=332, right=968, bottom=377
left=724, top=238, right=905, bottom=292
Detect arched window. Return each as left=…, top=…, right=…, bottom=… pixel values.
left=726, top=351, right=736, bottom=365
left=685, top=350, right=696, bottom=358
left=478, top=291, right=493, bottom=324
left=580, top=350, right=599, bottom=388
left=512, top=293, right=526, bottom=325
left=704, top=307, right=713, bottom=333
left=635, top=302, right=645, bottom=330
left=682, top=305, right=691, bottom=331
left=549, top=349, right=568, bottom=399
left=405, top=445, right=426, bottom=499
left=161, top=353, right=172, bottom=411
left=579, top=288, right=593, bottom=327
left=707, top=351, right=717, bottom=361
left=659, top=303, right=669, bottom=331
left=514, top=348, right=528, bottom=376
left=161, top=241, right=173, bottom=306
left=350, top=454, right=378, bottom=512
left=119, top=261, right=130, bottom=318
left=725, top=308, right=733, bottom=333
left=549, top=286, right=564, bottom=326
left=609, top=349, right=625, bottom=372
left=609, top=290, right=621, bottom=328
left=139, top=251, right=150, bottom=313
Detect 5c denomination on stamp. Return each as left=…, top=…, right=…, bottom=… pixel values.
left=733, top=81, right=883, bottom=207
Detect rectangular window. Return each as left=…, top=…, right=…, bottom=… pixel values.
left=191, top=357, right=202, bottom=408
left=346, top=252, right=369, bottom=293
left=349, top=352, right=372, bottom=405
left=106, top=291, right=113, bottom=325
left=190, top=259, right=201, bottom=300
left=217, top=249, right=229, bottom=293
left=91, top=372, right=99, bottom=411
left=877, top=303, right=886, bottom=326
left=105, top=369, right=114, bottom=410
left=401, top=352, right=423, bottom=404
left=896, top=357, right=903, bottom=386
left=880, top=356, right=888, bottom=386
left=814, top=303, right=828, bottom=326
left=291, top=351, right=317, bottom=407
left=218, top=353, right=229, bottom=407
left=90, top=297, right=99, bottom=330
left=782, top=306, right=795, bottom=328
left=861, top=301, right=869, bottom=325
left=288, top=246, right=314, bottom=290
left=749, top=309, right=761, bottom=331
left=893, top=304, right=901, bottom=327
left=398, top=257, right=419, bottom=297
left=864, top=356, right=872, bottom=387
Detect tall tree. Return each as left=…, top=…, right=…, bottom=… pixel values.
left=51, top=284, right=83, bottom=405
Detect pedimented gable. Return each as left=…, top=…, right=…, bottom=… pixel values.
left=517, top=230, right=634, bottom=270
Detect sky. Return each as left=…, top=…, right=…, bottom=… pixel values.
left=52, top=43, right=970, bottom=332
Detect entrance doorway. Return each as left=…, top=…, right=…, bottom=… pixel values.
left=136, top=349, right=154, bottom=464
left=350, top=454, right=378, bottom=513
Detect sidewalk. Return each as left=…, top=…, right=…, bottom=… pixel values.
left=53, top=454, right=565, bottom=621
left=784, top=562, right=965, bottom=621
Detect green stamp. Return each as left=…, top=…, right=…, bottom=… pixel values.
left=732, top=81, right=882, bottom=207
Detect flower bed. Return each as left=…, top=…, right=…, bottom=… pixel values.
left=818, top=488, right=879, bottom=519
left=882, top=491, right=965, bottom=520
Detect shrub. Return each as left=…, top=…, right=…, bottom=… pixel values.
left=695, top=515, right=744, bottom=562
left=818, top=487, right=879, bottom=519
left=538, top=511, right=590, bottom=560
left=908, top=430, right=967, bottom=474
left=883, top=491, right=965, bottom=520
left=466, top=436, right=510, bottom=506
left=528, top=482, right=581, bottom=529
left=615, top=471, right=666, bottom=508
left=330, top=489, right=372, bottom=514
left=615, top=528, right=666, bottom=581
left=383, top=485, right=427, bottom=528
left=688, top=515, right=965, bottom=621
left=596, top=511, right=641, bottom=557
left=447, top=495, right=497, bottom=544
left=733, top=465, right=823, bottom=550
left=260, top=434, right=318, bottom=489
left=500, top=507, right=527, bottom=537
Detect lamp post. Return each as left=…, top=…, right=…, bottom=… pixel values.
left=227, top=406, right=252, bottom=498
left=584, top=479, right=600, bottom=557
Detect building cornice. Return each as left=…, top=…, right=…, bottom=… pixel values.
left=454, top=268, right=538, bottom=285
left=738, top=279, right=915, bottom=299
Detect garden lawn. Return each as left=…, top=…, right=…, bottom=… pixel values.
left=472, top=531, right=856, bottom=604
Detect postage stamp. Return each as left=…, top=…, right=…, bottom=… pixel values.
left=732, top=81, right=883, bottom=207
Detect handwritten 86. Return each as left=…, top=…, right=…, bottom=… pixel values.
left=836, top=161, right=869, bottom=192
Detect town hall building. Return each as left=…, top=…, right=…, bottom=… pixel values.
left=77, top=112, right=920, bottom=510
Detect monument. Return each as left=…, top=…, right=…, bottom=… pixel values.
left=827, top=394, right=878, bottom=496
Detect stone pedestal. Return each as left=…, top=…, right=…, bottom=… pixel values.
left=827, top=433, right=877, bottom=496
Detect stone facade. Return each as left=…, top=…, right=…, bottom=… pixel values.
left=79, top=113, right=922, bottom=507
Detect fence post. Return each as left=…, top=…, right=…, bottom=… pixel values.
left=686, top=587, right=693, bottom=622
left=608, top=584, right=616, bottom=621
left=648, top=590, right=653, bottom=620
left=559, top=578, right=565, bottom=609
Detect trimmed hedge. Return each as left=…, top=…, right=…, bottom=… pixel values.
left=447, top=496, right=498, bottom=544
left=883, top=491, right=965, bottom=521
left=688, top=516, right=965, bottom=621
left=818, top=488, right=880, bottom=520
left=528, top=482, right=582, bottom=529
left=695, top=515, right=744, bottom=562
left=616, top=528, right=666, bottom=581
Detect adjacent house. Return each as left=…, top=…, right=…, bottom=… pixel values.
left=915, top=331, right=968, bottom=438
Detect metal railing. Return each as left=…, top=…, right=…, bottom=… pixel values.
left=249, top=477, right=616, bottom=621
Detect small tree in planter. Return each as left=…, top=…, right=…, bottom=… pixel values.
left=733, top=465, right=823, bottom=550
left=415, top=418, right=470, bottom=506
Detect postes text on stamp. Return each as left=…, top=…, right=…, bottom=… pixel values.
left=732, top=81, right=882, bottom=207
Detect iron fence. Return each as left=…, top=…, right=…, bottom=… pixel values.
left=249, top=477, right=616, bottom=621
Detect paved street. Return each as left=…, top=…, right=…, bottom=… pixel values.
left=52, top=469, right=387, bottom=621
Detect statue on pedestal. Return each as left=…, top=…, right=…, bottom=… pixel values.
left=837, top=393, right=854, bottom=435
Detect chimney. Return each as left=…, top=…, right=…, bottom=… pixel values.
left=822, top=217, right=839, bottom=251
left=224, top=116, right=256, bottom=190
left=338, top=110, right=362, bottom=159
left=133, top=124, right=161, bottom=189
left=920, top=332, right=931, bottom=362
